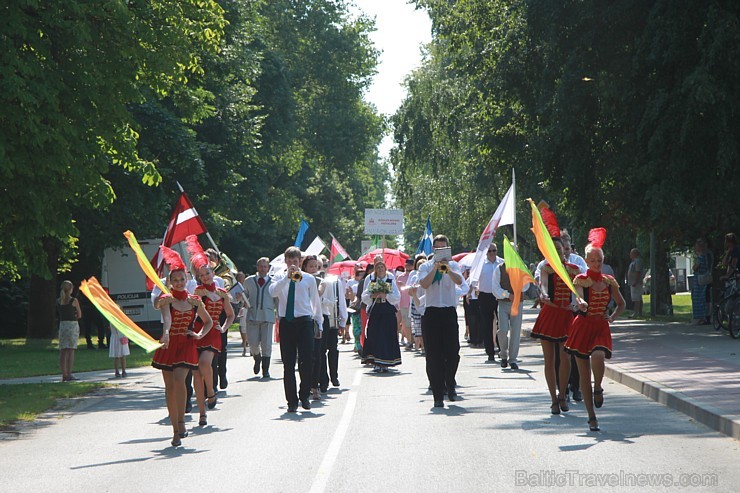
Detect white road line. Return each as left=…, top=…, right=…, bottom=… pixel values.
left=309, top=371, right=361, bottom=493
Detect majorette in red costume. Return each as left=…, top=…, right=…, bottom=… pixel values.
left=151, top=246, right=201, bottom=371
left=564, top=228, right=620, bottom=359
left=186, top=235, right=229, bottom=354
left=530, top=206, right=581, bottom=343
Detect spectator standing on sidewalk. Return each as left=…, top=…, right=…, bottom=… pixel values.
left=57, top=280, right=82, bottom=382
left=109, top=326, right=130, bottom=378
left=720, top=233, right=740, bottom=281
left=627, top=248, right=644, bottom=317
left=692, top=239, right=713, bottom=325
left=565, top=229, right=626, bottom=432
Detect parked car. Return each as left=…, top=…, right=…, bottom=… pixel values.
left=642, top=269, right=677, bottom=295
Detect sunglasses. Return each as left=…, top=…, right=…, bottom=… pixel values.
left=488, top=249, right=497, bottom=253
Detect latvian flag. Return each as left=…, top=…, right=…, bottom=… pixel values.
left=149, top=192, right=208, bottom=286
left=330, top=236, right=350, bottom=264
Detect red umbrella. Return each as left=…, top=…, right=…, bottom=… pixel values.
left=357, top=248, right=410, bottom=271
left=452, top=251, right=474, bottom=262
left=327, top=260, right=365, bottom=277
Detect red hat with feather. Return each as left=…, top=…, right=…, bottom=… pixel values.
left=186, top=235, right=210, bottom=272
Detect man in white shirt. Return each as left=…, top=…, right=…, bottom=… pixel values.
left=477, top=243, right=504, bottom=362
left=269, top=246, right=323, bottom=412
left=418, top=235, right=466, bottom=408
left=492, top=258, right=531, bottom=370
left=316, top=274, right=348, bottom=391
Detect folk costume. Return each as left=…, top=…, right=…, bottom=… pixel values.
left=361, top=272, right=402, bottom=369
left=244, top=272, right=276, bottom=378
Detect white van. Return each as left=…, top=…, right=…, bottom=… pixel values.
left=101, top=239, right=188, bottom=333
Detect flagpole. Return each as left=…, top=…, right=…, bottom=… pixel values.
left=176, top=181, right=221, bottom=254
left=512, top=168, right=517, bottom=248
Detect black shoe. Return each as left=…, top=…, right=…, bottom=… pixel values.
left=448, top=390, right=458, bottom=402
left=331, top=378, right=340, bottom=387
left=510, top=362, right=519, bottom=370
left=300, top=398, right=311, bottom=410
left=253, top=356, right=261, bottom=375
left=487, top=355, right=496, bottom=363
left=262, top=370, right=271, bottom=379
left=86, top=342, right=95, bottom=349
left=320, top=387, right=328, bottom=393
left=572, top=389, right=583, bottom=402
left=207, top=394, right=217, bottom=409
left=185, top=401, right=193, bottom=414
left=98, top=344, right=107, bottom=349
left=219, top=376, right=228, bottom=389
left=287, top=405, right=298, bottom=413
left=500, top=358, right=508, bottom=368
left=433, top=400, right=444, bottom=408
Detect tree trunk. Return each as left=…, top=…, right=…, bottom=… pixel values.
left=26, top=238, right=60, bottom=340
left=653, top=240, right=674, bottom=316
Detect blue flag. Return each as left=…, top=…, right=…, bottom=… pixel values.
left=416, top=217, right=433, bottom=255
left=294, top=219, right=310, bottom=247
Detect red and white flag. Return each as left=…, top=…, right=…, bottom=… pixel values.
left=149, top=193, right=208, bottom=286
left=469, top=183, right=516, bottom=283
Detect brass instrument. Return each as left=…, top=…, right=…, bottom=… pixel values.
left=290, top=270, right=303, bottom=282
left=438, top=263, right=449, bottom=274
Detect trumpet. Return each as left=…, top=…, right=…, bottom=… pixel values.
left=438, top=263, right=449, bottom=274
left=290, top=270, right=303, bottom=282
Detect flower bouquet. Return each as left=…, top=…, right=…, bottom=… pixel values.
left=368, top=279, right=391, bottom=302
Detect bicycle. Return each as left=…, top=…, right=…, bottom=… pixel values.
left=713, top=277, right=740, bottom=338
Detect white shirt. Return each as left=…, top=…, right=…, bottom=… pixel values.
left=269, top=271, right=323, bottom=326
left=361, top=274, right=401, bottom=307
left=492, top=261, right=531, bottom=301
left=320, top=276, right=349, bottom=328
left=417, top=260, right=462, bottom=308
left=478, top=256, right=503, bottom=293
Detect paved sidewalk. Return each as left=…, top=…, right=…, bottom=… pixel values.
left=519, top=306, right=740, bottom=440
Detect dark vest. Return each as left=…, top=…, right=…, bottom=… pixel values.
left=499, top=264, right=513, bottom=294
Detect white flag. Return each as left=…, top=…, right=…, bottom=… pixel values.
left=469, top=183, right=516, bottom=283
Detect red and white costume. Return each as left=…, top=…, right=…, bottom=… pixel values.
left=194, top=284, right=228, bottom=353
left=564, top=271, right=619, bottom=359
left=151, top=293, right=201, bottom=371
left=531, top=262, right=581, bottom=343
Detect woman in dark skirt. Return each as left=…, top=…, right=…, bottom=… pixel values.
left=361, top=260, right=402, bottom=372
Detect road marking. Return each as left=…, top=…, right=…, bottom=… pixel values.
left=309, top=371, right=361, bottom=493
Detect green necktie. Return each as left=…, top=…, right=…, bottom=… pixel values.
left=286, top=280, right=296, bottom=321
left=433, top=270, right=443, bottom=284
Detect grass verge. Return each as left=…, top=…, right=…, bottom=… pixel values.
left=0, top=338, right=153, bottom=380
left=0, top=382, right=105, bottom=427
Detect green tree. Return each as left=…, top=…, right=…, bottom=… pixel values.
left=1, top=1, right=226, bottom=338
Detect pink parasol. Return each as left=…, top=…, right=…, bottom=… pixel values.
left=327, top=260, right=366, bottom=277
left=452, top=251, right=475, bottom=262
left=357, top=248, right=410, bottom=271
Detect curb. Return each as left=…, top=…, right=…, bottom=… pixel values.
left=605, top=362, right=740, bottom=441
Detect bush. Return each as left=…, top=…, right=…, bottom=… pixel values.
left=0, top=281, right=29, bottom=338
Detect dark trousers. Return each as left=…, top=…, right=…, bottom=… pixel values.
left=311, top=316, right=330, bottom=389
left=83, top=310, right=108, bottom=346
left=421, top=307, right=460, bottom=401
left=477, top=292, right=499, bottom=356
left=323, top=327, right=339, bottom=386
left=279, top=317, right=315, bottom=406
left=186, top=370, right=193, bottom=404
left=467, top=298, right=482, bottom=345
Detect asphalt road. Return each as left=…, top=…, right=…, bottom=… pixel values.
left=2, top=310, right=740, bottom=492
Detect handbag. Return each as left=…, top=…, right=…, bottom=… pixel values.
left=697, top=272, right=713, bottom=286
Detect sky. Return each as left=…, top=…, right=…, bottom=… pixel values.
left=350, top=0, right=432, bottom=156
